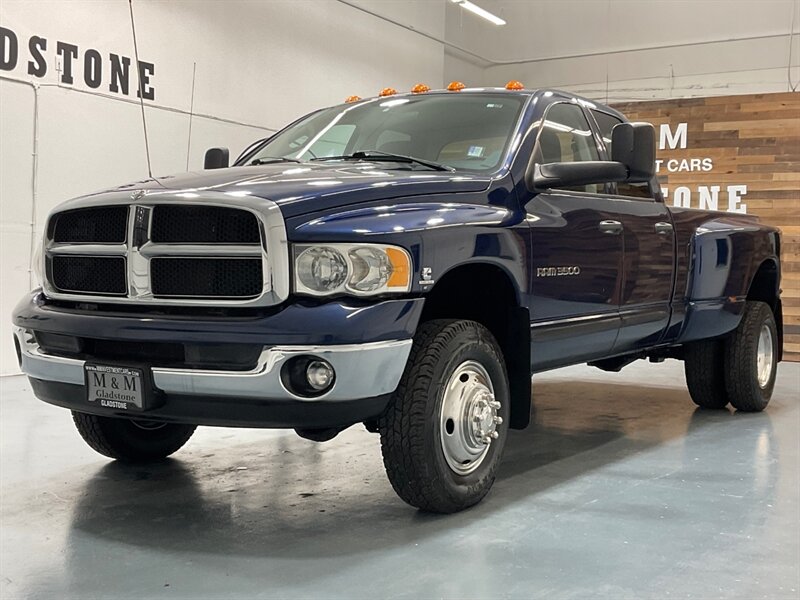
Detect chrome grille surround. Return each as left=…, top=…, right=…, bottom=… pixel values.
left=42, top=190, right=290, bottom=307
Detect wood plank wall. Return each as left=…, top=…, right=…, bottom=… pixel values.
left=611, top=92, right=800, bottom=361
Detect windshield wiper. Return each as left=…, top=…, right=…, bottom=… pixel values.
left=310, top=150, right=454, bottom=172
left=249, top=156, right=303, bottom=165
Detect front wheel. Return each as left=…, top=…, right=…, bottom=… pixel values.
left=72, top=412, right=196, bottom=462
left=378, top=319, right=510, bottom=513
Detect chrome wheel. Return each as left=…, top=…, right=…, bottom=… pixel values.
left=756, top=323, right=774, bottom=388
left=439, top=360, right=501, bottom=475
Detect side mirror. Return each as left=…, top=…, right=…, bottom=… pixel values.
left=204, top=147, right=230, bottom=170
left=611, top=122, right=655, bottom=182
left=531, top=161, right=628, bottom=190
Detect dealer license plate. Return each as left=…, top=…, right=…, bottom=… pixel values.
left=85, top=365, right=145, bottom=410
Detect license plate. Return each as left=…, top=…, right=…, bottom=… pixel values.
left=85, top=365, right=145, bottom=410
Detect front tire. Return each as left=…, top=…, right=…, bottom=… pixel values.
left=725, top=301, right=778, bottom=412
left=72, top=412, right=196, bottom=462
left=378, top=319, right=510, bottom=513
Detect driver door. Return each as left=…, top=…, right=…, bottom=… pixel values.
left=523, top=102, right=624, bottom=371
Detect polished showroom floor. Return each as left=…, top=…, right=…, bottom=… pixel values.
left=1, top=359, right=798, bottom=599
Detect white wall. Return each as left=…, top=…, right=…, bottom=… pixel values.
left=444, top=0, right=800, bottom=102
left=0, top=0, right=446, bottom=375
left=3, top=0, right=797, bottom=375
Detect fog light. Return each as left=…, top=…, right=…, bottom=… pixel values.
left=281, top=355, right=337, bottom=398
left=306, top=360, right=335, bottom=391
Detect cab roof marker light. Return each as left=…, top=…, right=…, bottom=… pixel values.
left=450, top=0, right=506, bottom=26
left=447, top=81, right=466, bottom=92
left=411, top=83, right=431, bottom=93
left=378, top=87, right=397, bottom=97
left=505, top=80, right=524, bottom=90
left=344, top=95, right=362, bottom=103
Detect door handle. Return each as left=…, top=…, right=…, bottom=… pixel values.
left=654, top=221, right=674, bottom=235
left=598, top=220, right=623, bottom=235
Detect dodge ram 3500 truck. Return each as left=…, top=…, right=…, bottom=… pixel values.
left=12, top=84, right=783, bottom=513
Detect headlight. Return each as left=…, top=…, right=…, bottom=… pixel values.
left=294, top=243, right=411, bottom=297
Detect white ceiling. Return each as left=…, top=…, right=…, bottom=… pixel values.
left=444, top=0, right=797, bottom=64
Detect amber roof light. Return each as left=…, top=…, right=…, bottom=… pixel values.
left=447, top=81, right=466, bottom=92
left=378, top=87, right=397, bottom=97
left=505, top=80, right=525, bottom=90
left=411, top=83, right=431, bottom=94
left=344, top=95, right=362, bottom=103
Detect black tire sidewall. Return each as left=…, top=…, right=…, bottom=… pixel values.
left=422, top=324, right=510, bottom=506
left=756, top=310, right=779, bottom=399
left=74, top=412, right=196, bottom=462
left=727, top=302, right=778, bottom=411
left=107, top=418, right=193, bottom=459
left=750, top=304, right=778, bottom=405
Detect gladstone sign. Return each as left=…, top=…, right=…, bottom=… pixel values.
left=0, top=25, right=156, bottom=100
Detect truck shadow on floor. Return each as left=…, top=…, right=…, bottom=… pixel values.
left=60, top=380, right=778, bottom=576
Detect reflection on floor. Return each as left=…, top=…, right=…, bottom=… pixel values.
left=1, top=360, right=798, bottom=599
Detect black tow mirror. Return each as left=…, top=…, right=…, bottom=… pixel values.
left=204, top=147, right=230, bottom=170
left=611, top=122, right=655, bottom=182
left=531, top=161, right=628, bottom=190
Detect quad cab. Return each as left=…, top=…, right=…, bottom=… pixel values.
left=13, top=83, right=782, bottom=512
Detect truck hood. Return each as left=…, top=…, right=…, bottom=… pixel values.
left=103, top=163, right=493, bottom=218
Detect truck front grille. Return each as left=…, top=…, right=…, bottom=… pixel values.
left=50, top=256, right=127, bottom=295
left=151, top=257, right=263, bottom=298
left=49, top=206, right=129, bottom=243
left=151, top=205, right=261, bottom=244
left=41, top=198, right=284, bottom=307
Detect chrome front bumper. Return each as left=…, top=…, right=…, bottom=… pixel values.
left=14, top=328, right=412, bottom=402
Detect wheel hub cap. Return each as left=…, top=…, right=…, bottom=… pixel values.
left=756, top=324, right=774, bottom=388
left=440, top=361, right=501, bottom=475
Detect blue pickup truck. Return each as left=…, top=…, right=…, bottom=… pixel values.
left=12, top=83, right=783, bottom=513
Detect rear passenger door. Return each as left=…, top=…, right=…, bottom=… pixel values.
left=590, top=109, right=676, bottom=352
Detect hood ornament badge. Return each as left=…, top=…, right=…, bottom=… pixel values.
left=130, top=190, right=147, bottom=201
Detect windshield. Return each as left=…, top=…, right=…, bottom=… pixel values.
left=244, top=94, right=527, bottom=172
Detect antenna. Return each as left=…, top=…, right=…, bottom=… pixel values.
left=128, top=0, right=153, bottom=178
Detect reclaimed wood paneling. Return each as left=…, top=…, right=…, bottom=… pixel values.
left=612, top=92, right=800, bottom=361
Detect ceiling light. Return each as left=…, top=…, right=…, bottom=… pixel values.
left=450, top=0, right=506, bottom=26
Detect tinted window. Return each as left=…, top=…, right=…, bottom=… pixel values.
left=535, top=102, right=601, bottom=193
left=591, top=110, right=654, bottom=199
left=247, top=94, right=526, bottom=173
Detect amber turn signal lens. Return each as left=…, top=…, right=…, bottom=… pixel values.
left=344, top=95, right=362, bottom=103
left=505, top=80, right=525, bottom=90
left=379, top=87, right=397, bottom=97
left=385, top=247, right=411, bottom=289
left=411, top=83, right=430, bottom=94
left=447, top=81, right=466, bottom=92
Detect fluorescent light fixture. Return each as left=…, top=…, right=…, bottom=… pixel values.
left=450, top=0, right=506, bottom=26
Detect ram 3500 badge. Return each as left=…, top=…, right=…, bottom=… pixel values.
left=13, top=82, right=783, bottom=513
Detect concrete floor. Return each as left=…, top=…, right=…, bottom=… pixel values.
left=1, top=360, right=798, bottom=600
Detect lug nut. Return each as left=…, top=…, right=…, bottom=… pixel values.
left=489, top=400, right=501, bottom=409
left=490, top=431, right=499, bottom=439
left=494, top=416, right=503, bottom=425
